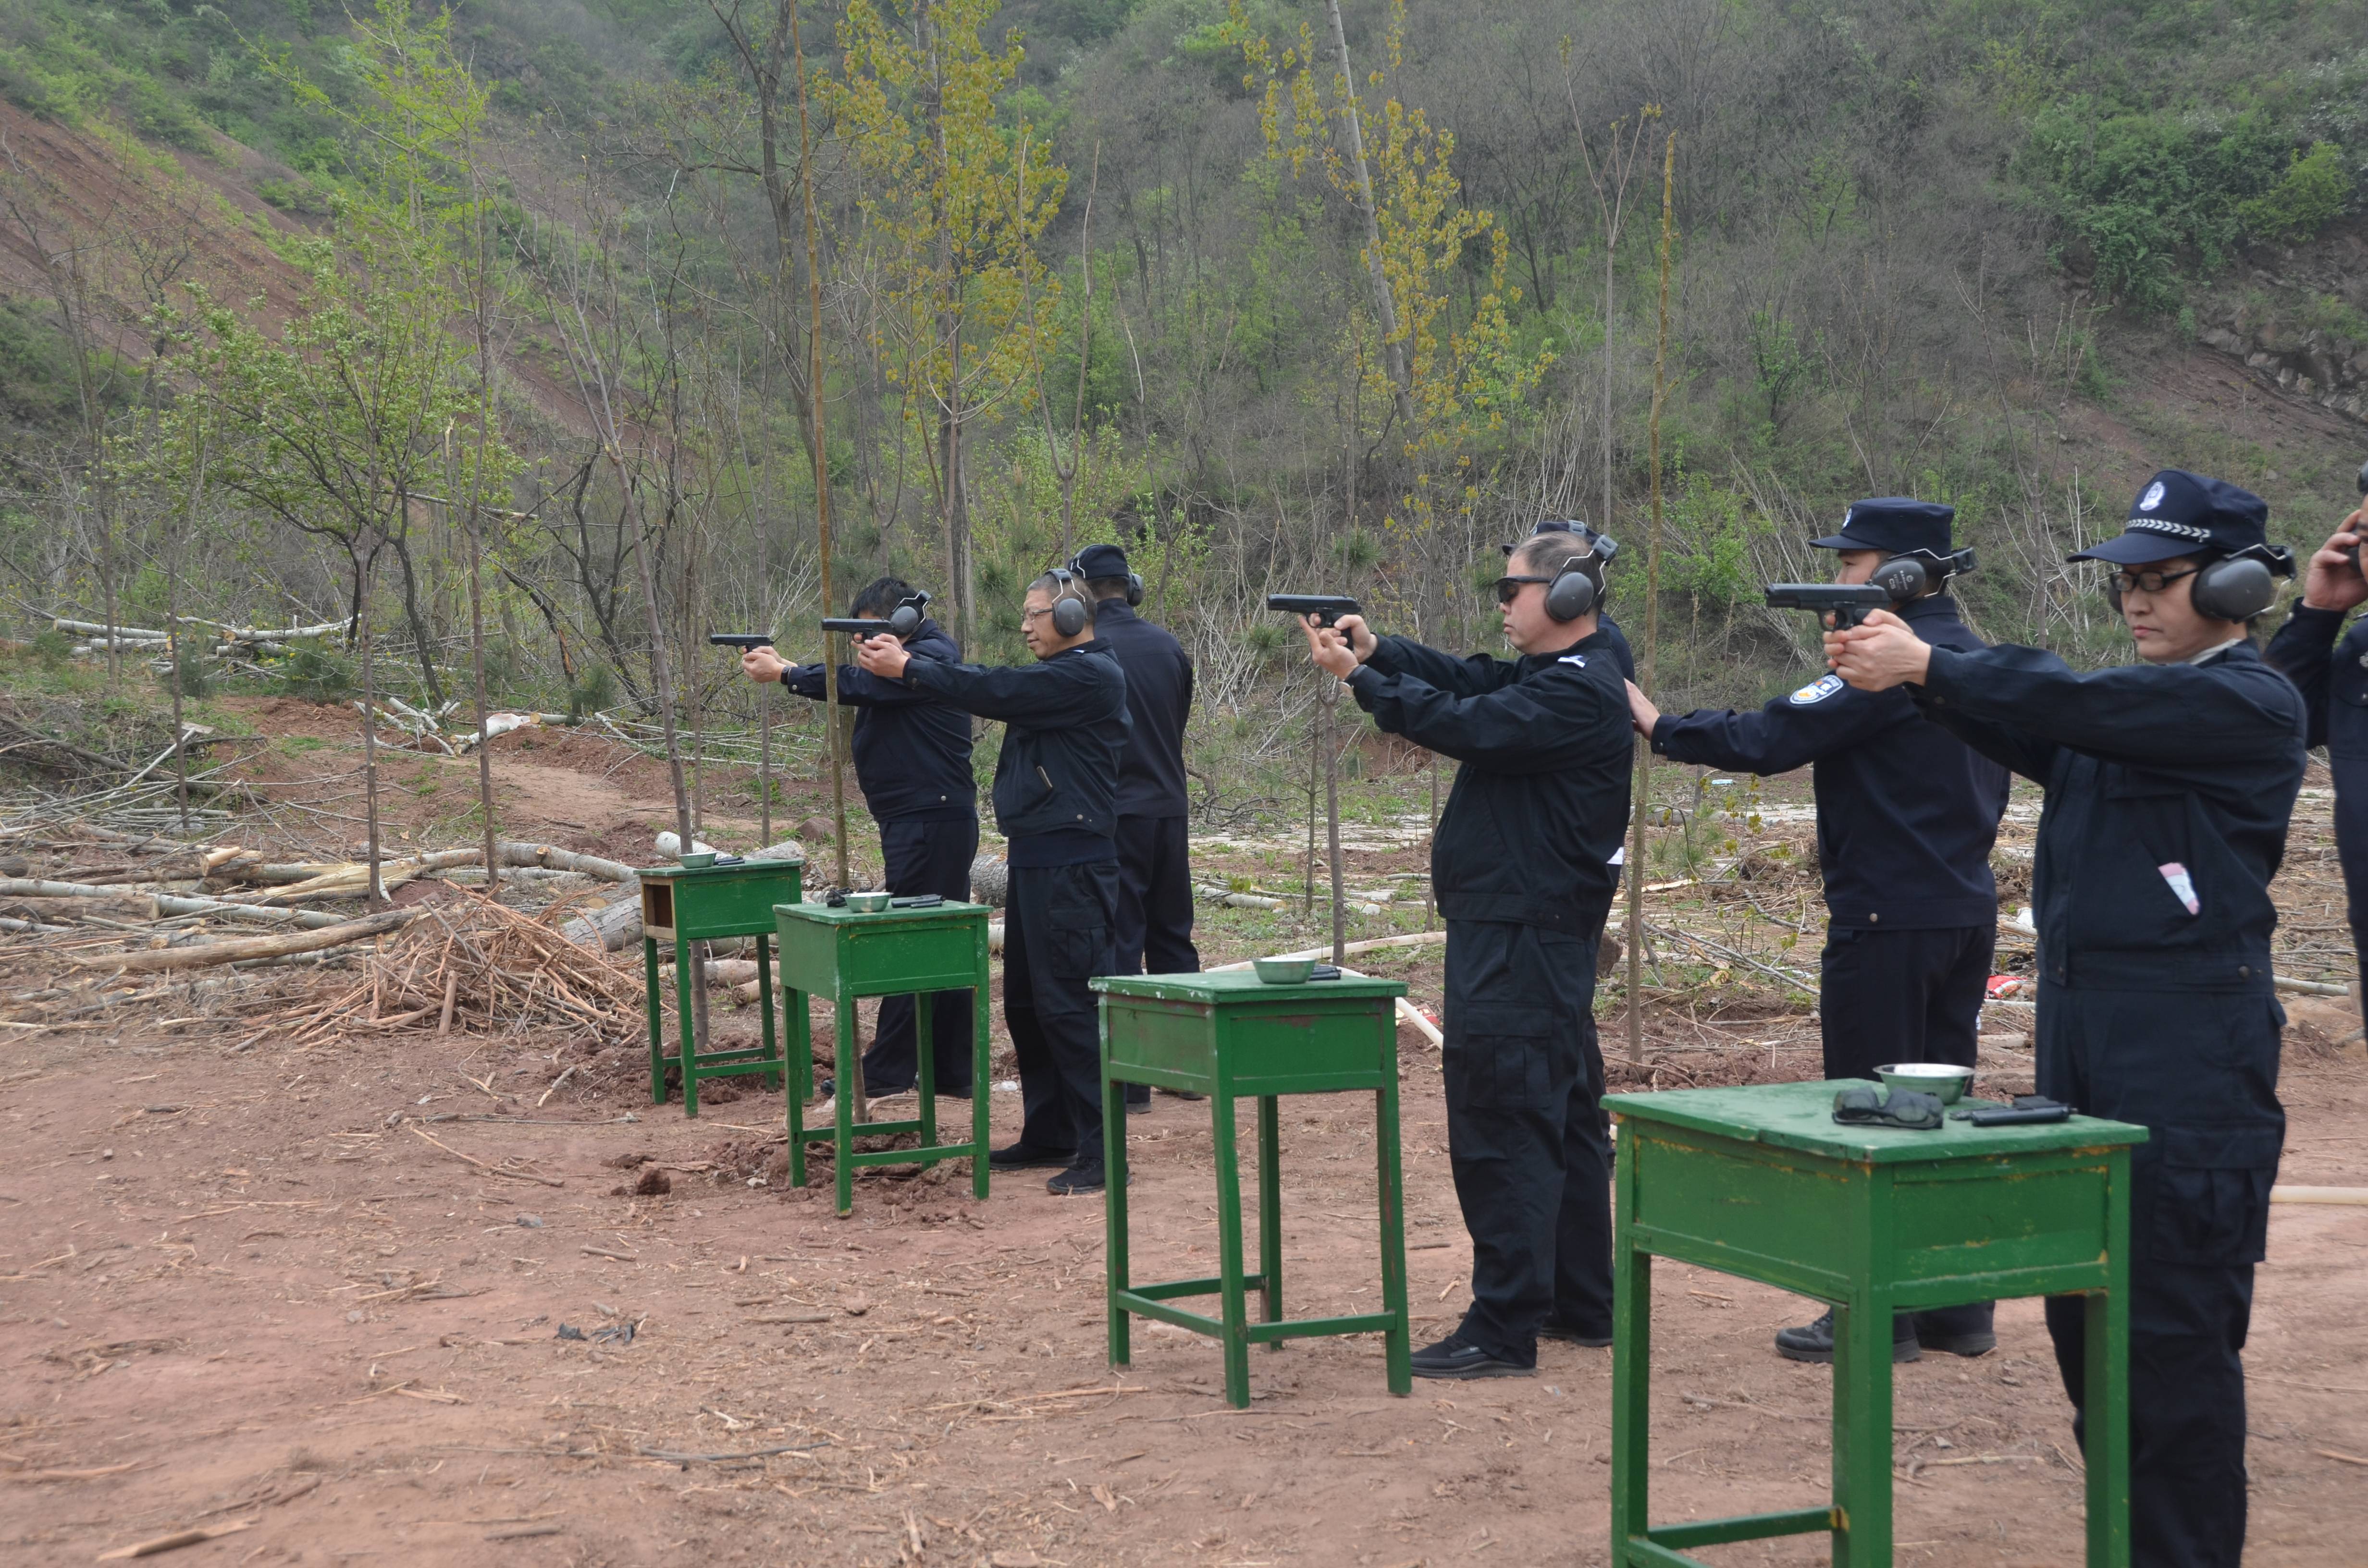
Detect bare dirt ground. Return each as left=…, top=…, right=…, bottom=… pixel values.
left=2, top=710, right=2365, bottom=1567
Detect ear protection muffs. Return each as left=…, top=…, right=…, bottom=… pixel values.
left=2103, top=546, right=2294, bottom=619
left=1067, top=552, right=1142, bottom=606
left=1866, top=547, right=1975, bottom=604
left=1042, top=568, right=1090, bottom=637
left=880, top=589, right=931, bottom=638
left=1537, top=534, right=1616, bottom=623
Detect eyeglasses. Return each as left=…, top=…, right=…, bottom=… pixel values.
left=2107, top=566, right=2201, bottom=596
left=1493, top=575, right=1553, bottom=605
left=1020, top=606, right=1055, bottom=624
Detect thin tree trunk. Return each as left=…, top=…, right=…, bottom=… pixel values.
left=1321, top=0, right=1415, bottom=432
left=1625, top=133, right=1677, bottom=1069
left=788, top=0, right=861, bottom=1113
left=462, top=158, right=503, bottom=898
left=166, top=442, right=206, bottom=838
left=1323, top=683, right=1345, bottom=966
left=358, top=538, right=387, bottom=906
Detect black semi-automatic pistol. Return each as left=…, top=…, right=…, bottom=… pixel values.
left=1266, top=593, right=1363, bottom=627
left=708, top=633, right=778, bottom=649
left=1764, top=583, right=1892, bottom=629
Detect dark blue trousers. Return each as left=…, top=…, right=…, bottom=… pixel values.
left=2035, top=982, right=2284, bottom=1568
left=1441, top=919, right=1611, bottom=1364
left=1004, top=858, right=1120, bottom=1159
left=860, top=816, right=980, bottom=1094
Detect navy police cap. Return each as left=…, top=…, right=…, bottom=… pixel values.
left=1072, top=542, right=1131, bottom=579
left=1808, top=499, right=1956, bottom=558
left=2066, top=469, right=2270, bottom=566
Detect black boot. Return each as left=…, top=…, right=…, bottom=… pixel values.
left=1774, top=1307, right=1920, bottom=1364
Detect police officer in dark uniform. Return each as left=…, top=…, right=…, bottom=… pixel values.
left=1625, top=499, right=2011, bottom=1364
left=1827, top=470, right=2303, bottom=1568
left=2262, top=486, right=2368, bottom=997
left=856, top=569, right=1130, bottom=1195
left=1302, top=529, right=1632, bottom=1378
left=742, top=579, right=977, bottom=1096
left=1075, top=543, right=1199, bottom=1113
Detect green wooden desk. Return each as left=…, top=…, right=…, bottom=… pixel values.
left=1604, top=1080, right=2148, bottom=1568
left=774, top=899, right=992, bottom=1214
left=1093, top=971, right=1413, bottom=1409
left=639, top=856, right=804, bottom=1116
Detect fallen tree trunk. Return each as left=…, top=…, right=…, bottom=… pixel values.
left=70, top=909, right=414, bottom=973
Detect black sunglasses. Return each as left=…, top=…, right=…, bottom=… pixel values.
left=2108, top=566, right=2201, bottom=596
left=1493, top=574, right=1553, bottom=605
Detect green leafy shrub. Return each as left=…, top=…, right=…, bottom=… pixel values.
left=565, top=662, right=617, bottom=723
left=271, top=643, right=356, bottom=701
left=2238, top=141, right=2353, bottom=245
left=160, top=651, right=213, bottom=699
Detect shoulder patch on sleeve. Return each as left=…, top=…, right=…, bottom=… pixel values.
left=1558, top=653, right=1588, bottom=668
left=1789, top=673, right=1846, bottom=706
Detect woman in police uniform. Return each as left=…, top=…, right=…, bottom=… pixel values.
left=1825, top=469, right=2304, bottom=1568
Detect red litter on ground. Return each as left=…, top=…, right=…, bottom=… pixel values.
left=1986, top=976, right=2024, bottom=999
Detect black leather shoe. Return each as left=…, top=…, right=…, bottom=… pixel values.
left=1409, top=1333, right=1534, bottom=1380
left=988, top=1141, right=1074, bottom=1171
left=1774, top=1308, right=1920, bottom=1364
left=1913, top=1321, right=1998, bottom=1357
left=1046, top=1161, right=1107, bottom=1196
left=1125, top=1097, right=1152, bottom=1115
left=1540, top=1320, right=1615, bottom=1348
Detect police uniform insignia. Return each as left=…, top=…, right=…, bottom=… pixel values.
left=1789, top=674, right=1845, bottom=706
left=2139, top=480, right=2166, bottom=512
left=1559, top=653, right=1587, bottom=667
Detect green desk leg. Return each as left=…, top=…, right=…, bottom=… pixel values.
left=644, top=936, right=664, bottom=1104
left=674, top=931, right=699, bottom=1117
left=1609, top=1127, right=1651, bottom=1561
left=2086, top=1294, right=2133, bottom=1564
left=1104, top=1011, right=1131, bottom=1370
left=1833, top=1295, right=1894, bottom=1567
left=1258, top=1094, right=1282, bottom=1344
left=971, top=965, right=990, bottom=1201
left=785, top=985, right=810, bottom=1189
left=1210, top=1086, right=1251, bottom=1409
left=1375, top=1076, right=1411, bottom=1396
left=832, top=981, right=857, bottom=1214
left=916, top=992, right=937, bottom=1150
left=754, top=936, right=780, bottom=1090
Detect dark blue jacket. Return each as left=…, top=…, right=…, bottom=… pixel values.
left=905, top=640, right=1130, bottom=865
left=2264, top=602, right=2368, bottom=757
left=1914, top=640, right=2306, bottom=992
left=1092, top=599, right=1194, bottom=818
left=1597, top=612, right=1637, bottom=681
left=1651, top=595, right=2008, bottom=931
left=780, top=618, right=974, bottom=823
left=1347, top=627, right=1631, bottom=935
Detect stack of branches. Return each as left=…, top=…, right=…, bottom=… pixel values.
left=293, top=892, right=643, bottom=1041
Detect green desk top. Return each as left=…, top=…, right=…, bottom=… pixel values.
left=1091, top=971, right=1406, bottom=1004
left=638, top=856, right=805, bottom=881
left=774, top=898, right=991, bottom=926
left=1604, top=1079, right=2148, bottom=1164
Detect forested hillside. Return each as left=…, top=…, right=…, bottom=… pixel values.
left=0, top=0, right=2362, bottom=810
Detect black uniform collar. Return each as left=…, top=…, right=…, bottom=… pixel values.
left=1522, top=625, right=1617, bottom=671
left=1092, top=598, right=1138, bottom=625
left=1898, top=593, right=1964, bottom=625
left=1045, top=638, right=1114, bottom=661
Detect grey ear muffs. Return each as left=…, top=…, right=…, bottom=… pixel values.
left=1044, top=569, right=1090, bottom=636
left=2191, top=548, right=2290, bottom=620
left=1866, top=547, right=1973, bottom=604
left=884, top=589, right=930, bottom=638
left=1542, top=531, right=1616, bottom=623
left=1544, top=559, right=1600, bottom=622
